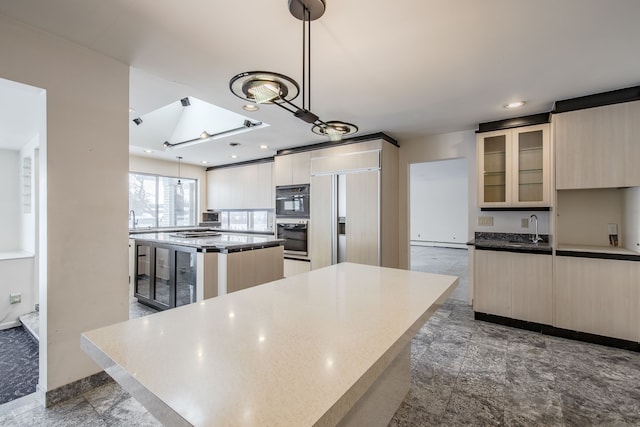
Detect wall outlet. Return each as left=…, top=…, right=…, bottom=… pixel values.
left=478, top=216, right=494, bottom=226
left=521, top=218, right=530, bottom=228
left=10, top=293, right=22, bottom=304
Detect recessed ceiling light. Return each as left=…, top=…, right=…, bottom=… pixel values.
left=260, top=144, right=268, bottom=149
left=129, top=107, right=136, bottom=114
left=505, top=101, right=525, bottom=109
left=144, top=149, right=153, bottom=153
left=201, top=160, right=209, bottom=164
left=243, top=104, right=259, bottom=112
left=231, top=155, right=238, bottom=159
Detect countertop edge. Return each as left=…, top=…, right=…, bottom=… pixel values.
left=80, top=334, right=191, bottom=427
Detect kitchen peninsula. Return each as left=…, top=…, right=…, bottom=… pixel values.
left=131, top=231, right=284, bottom=310
left=82, top=263, right=457, bottom=427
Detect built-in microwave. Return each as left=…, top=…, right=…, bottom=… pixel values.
left=201, top=210, right=221, bottom=225
left=275, top=184, right=310, bottom=218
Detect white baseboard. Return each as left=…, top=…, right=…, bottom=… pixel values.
left=0, top=320, right=21, bottom=330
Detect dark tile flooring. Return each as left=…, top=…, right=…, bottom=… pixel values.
left=0, top=326, right=38, bottom=405
left=389, top=246, right=640, bottom=426
left=2, top=247, right=640, bottom=426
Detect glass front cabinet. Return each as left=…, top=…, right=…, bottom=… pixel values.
left=477, top=124, right=550, bottom=207
left=135, top=241, right=197, bottom=310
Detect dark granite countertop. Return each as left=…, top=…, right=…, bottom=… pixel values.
left=467, top=232, right=552, bottom=254
left=131, top=232, right=283, bottom=253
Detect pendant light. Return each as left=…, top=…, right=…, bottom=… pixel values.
left=229, top=0, right=357, bottom=141
left=176, top=156, right=183, bottom=195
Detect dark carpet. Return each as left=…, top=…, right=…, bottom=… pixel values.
left=0, top=326, right=39, bottom=405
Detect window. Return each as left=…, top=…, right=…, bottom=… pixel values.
left=129, top=173, right=198, bottom=228
left=219, top=210, right=273, bottom=233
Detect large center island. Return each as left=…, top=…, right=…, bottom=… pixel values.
left=82, top=263, right=458, bottom=426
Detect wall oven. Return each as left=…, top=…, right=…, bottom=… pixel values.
left=276, top=219, right=309, bottom=257
left=275, top=184, right=310, bottom=218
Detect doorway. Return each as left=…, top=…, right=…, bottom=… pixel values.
left=409, top=158, right=469, bottom=301
left=0, top=77, right=46, bottom=405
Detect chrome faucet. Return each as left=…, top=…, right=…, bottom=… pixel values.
left=129, top=210, right=137, bottom=229
left=529, top=214, right=541, bottom=243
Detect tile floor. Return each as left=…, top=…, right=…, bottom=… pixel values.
left=1, top=247, right=639, bottom=426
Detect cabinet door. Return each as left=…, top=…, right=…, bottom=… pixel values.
left=291, top=151, right=311, bottom=184
left=310, top=174, right=333, bottom=269
left=625, top=100, right=640, bottom=186
left=345, top=171, right=380, bottom=266
left=554, top=256, right=640, bottom=342
left=512, top=124, right=550, bottom=206
left=474, top=250, right=512, bottom=317
left=256, top=162, right=274, bottom=209
left=477, top=131, right=512, bottom=206
left=284, top=258, right=311, bottom=277
left=175, top=249, right=196, bottom=307
left=274, top=155, right=293, bottom=186
left=154, top=247, right=171, bottom=308
left=555, top=104, right=627, bottom=189
left=510, top=252, right=552, bottom=324
left=135, top=243, right=152, bottom=299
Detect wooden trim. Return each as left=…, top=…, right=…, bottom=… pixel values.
left=556, top=250, right=640, bottom=262
left=276, top=132, right=399, bottom=156
left=553, top=85, right=640, bottom=114
left=476, top=112, right=550, bottom=133
left=480, top=207, right=550, bottom=211
left=475, top=246, right=552, bottom=255
left=205, top=156, right=274, bottom=171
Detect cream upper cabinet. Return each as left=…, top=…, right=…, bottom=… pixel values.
left=477, top=123, right=550, bottom=207
left=207, top=162, right=274, bottom=209
left=274, top=152, right=311, bottom=186
left=555, top=100, right=640, bottom=189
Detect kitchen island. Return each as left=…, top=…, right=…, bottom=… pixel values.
left=82, top=263, right=458, bottom=426
left=131, top=232, right=284, bottom=310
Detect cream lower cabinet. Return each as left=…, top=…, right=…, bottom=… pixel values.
left=283, top=258, right=311, bottom=277
left=474, top=250, right=552, bottom=324
left=220, top=246, right=284, bottom=294
left=554, top=256, right=640, bottom=342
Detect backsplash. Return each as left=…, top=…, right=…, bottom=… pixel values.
left=474, top=210, right=551, bottom=234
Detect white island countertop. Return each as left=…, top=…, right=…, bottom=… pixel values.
left=82, top=263, right=458, bottom=426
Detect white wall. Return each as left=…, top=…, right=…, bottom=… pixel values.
left=0, top=254, right=35, bottom=329
left=0, top=149, right=20, bottom=251
left=410, top=158, right=468, bottom=246
left=0, top=14, right=129, bottom=393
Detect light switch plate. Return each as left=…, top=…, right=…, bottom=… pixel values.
left=521, top=218, right=529, bottom=228
left=478, top=216, right=494, bottom=226
left=10, top=293, right=21, bottom=304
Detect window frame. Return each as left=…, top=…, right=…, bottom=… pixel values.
left=129, top=171, right=199, bottom=229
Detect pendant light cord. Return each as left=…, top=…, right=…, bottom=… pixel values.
left=301, top=4, right=312, bottom=112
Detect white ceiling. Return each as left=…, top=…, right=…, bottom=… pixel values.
left=1, top=0, right=639, bottom=166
